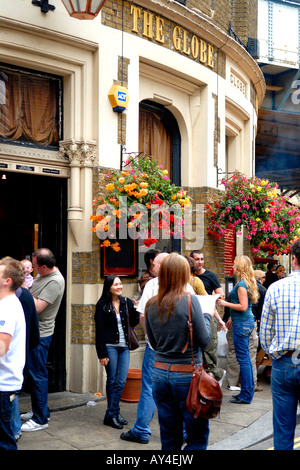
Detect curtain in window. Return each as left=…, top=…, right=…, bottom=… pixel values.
left=0, top=71, right=58, bottom=146
left=139, top=108, right=171, bottom=177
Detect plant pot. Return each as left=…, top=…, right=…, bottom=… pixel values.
left=121, top=368, right=142, bottom=403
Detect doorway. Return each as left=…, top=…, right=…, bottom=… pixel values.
left=0, top=171, right=68, bottom=392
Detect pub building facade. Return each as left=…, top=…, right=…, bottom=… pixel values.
left=0, top=0, right=265, bottom=394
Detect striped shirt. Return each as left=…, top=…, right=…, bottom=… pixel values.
left=260, top=270, right=300, bottom=359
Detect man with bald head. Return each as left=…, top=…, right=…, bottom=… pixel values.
left=21, top=248, right=65, bottom=433
left=121, top=252, right=194, bottom=445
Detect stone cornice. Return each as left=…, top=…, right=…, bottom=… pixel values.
left=0, top=17, right=99, bottom=52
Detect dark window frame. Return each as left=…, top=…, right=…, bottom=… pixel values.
left=0, top=62, right=63, bottom=150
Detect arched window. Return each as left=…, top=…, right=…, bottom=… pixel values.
left=139, top=100, right=181, bottom=186
left=138, top=100, right=181, bottom=269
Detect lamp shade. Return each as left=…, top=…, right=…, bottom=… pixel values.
left=61, top=0, right=107, bottom=19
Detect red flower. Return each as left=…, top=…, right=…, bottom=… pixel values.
left=143, top=238, right=158, bottom=247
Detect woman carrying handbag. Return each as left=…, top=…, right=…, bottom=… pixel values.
left=95, top=275, right=139, bottom=429
left=145, top=253, right=213, bottom=450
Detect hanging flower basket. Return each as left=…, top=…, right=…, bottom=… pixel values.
left=91, top=155, right=192, bottom=251
left=206, top=172, right=300, bottom=256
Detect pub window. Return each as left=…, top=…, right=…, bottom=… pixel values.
left=174, top=0, right=186, bottom=5
left=0, top=64, right=62, bottom=148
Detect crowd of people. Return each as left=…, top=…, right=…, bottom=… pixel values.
left=0, top=249, right=65, bottom=450
left=95, top=243, right=300, bottom=451
left=1, top=240, right=299, bottom=451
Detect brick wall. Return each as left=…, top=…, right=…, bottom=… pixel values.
left=182, top=186, right=225, bottom=284
left=231, top=0, right=258, bottom=45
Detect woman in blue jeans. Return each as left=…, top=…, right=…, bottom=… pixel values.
left=218, top=256, right=258, bottom=404
left=145, top=253, right=213, bottom=450
left=95, top=275, right=139, bottom=429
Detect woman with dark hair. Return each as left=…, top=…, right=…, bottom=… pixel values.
left=145, top=253, right=213, bottom=450
left=95, top=275, right=139, bottom=429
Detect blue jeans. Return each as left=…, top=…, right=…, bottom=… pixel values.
left=105, top=346, right=130, bottom=418
left=0, top=392, right=18, bottom=450
left=27, top=335, right=52, bottom=425
left=12, top=395, right=22, bottom=437
left=271, top=355, right=300, bottom=450
left=131, top=344, right=156, bottom=440
left=152, top=366, right=209, bottom=450
left=232, top=320, right=254, bottom=403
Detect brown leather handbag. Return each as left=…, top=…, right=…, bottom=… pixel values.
left=125, top=298, right=139, bottom=351
left=184, top=295, right=223, bottom=419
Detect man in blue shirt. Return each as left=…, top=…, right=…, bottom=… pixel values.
left=260, top=239, right=300, bottom=450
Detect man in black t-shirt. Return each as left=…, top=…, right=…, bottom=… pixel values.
left=190, top=251, right=226, bottom=385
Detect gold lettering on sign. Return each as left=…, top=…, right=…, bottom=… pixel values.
left=143, top=11, right=154, bottom=39
left=130, top=7, right=215, bottom=69
left=131, top=5, right=140, bottom=33
left=182, top=29, right=190, bottom=55
left=173, top=26, right=181, bottom=51
left=199, top=39, right=207, bottom=64
left=208, top=44, right=214, bottom=68
left=191, top=35, right=198, bottom=59
left=156, top=16, right=164, bottom=43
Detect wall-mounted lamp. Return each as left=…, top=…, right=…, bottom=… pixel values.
left=1, top=174, right=7, bottom=180
left=61, top=0, right=107, bottom=20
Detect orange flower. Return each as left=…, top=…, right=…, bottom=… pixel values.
left=139, top=189, right=148, bottom=196
left=111, top=242, right=121, bottom=252
left=106, top=183, right=114, bottom=192
left=125, top=183, right=137, bottom=193
left=101, top=240, right=111, bottom=247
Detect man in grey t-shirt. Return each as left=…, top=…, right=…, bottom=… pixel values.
left=21, top=248, right=65, bottom=433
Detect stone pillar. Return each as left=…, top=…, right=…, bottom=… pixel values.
left=59, top=139, right=97, bottom=245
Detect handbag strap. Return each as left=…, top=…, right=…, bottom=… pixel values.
left=182, top=294, right=195, bottom=368
left=124, top=297, right=130, bottom=325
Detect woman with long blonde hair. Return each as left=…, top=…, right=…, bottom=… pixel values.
left=145, top=253, right=213, bottom=450
left=218, top=255, right=258, bottom=404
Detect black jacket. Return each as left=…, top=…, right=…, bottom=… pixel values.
left=94, top=296, right=139, bottom=359
left=252, top=280, right=267, bottom=321
left=15, top=287, right=40, bottom=382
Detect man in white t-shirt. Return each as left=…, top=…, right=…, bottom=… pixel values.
left=0, top=258, right=26, bottom=450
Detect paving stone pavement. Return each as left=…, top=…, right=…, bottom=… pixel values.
left=16, top=370, right=274, bottom=451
